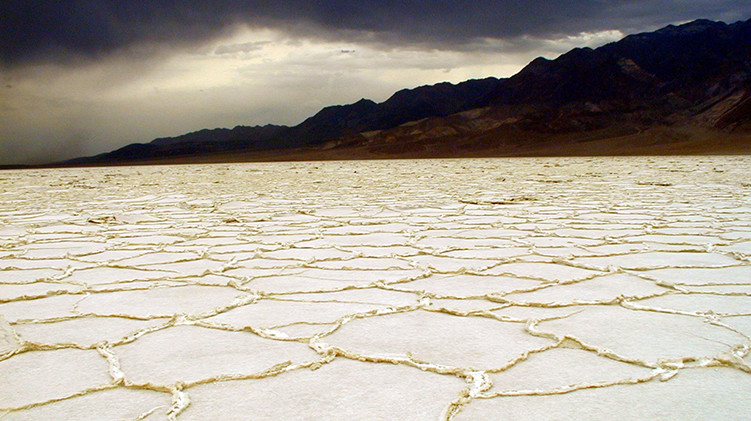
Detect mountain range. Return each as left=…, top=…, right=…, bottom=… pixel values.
left=59, top=17, right=751, bottom=166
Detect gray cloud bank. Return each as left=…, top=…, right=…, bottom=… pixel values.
left=1, top=1, right=751, bottom=165
left=3, top=0, right=751, bottom=66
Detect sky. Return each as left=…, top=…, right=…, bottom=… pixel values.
left=2, top=1, right=750, bottom=165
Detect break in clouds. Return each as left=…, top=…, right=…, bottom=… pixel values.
left=1, top=0, right=750, bottom=164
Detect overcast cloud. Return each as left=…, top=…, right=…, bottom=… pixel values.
left=1, top=1, right=750, bottom=165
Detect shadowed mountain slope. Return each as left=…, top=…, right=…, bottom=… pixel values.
left=58, top=17, right=751, bottom=166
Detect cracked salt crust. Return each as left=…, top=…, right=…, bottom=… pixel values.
left=325, top=310, right=556, bottom=370
left=0, top=387, right=172, bottom=421
left=181, top=358, right=464, bottom=420
left=0, top=156, right=750, bottom=419
left=487, top=347, right=653, bottom=391
left=113, top=325, right=320, bottom=386
left=0, top=348, right=111, bottom=408
left=457, top=368, right=751, bottom=421
left=536, top=305, right=747, bottom=364
left=13, top=317, right=166, bottom=347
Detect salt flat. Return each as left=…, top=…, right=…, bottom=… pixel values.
left=1, top=156, right=750, bottom=420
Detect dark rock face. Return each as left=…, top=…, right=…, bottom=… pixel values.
left=283, top=77, right=504, bottom=147
left=61, top=17, right=751, bottom=165
left=482, top=18, right=751, bottom=112
left=150, top=125, right=286, bottom=148
left=70, top=125, right=288, bottom=164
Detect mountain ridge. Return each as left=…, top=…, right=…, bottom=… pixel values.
left=55, top=17, right=751, bottom=166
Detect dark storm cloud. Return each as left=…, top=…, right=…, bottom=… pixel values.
left=3, top=0, right=750, bottom=66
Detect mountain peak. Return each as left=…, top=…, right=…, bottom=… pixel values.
left=671, top=18, right=727, bottom=31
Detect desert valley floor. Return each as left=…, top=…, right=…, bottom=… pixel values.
left=1, top=156, right=750, bottom=420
